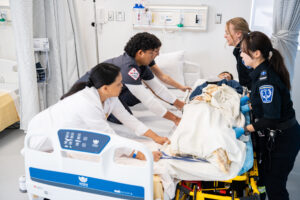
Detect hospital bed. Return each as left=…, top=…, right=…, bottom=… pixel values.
left=24, top=128, right=155, bottom=200
left=0, top=58, right=20, bottom=131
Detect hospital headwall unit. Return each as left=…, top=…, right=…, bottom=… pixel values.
left=132, top=5, right=208, bottom=31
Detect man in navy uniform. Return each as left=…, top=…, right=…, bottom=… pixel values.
left=78, top=32, right=186, bottom=126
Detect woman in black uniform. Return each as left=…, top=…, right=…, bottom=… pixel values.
left=224, top=17, right=253, bottom=90
left=241, top=31, right=300, bottom=200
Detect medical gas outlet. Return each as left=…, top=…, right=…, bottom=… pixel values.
left=0, top=6, right=11, bottom=23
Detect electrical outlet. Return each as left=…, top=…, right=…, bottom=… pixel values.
left=115, top=11, right=125, bottom=21
left=0, top=9, right=8, bottom=21
left=215, top=13, right=222, bottom=24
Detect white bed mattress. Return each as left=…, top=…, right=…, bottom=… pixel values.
left=109, top=103, right=178, bottom=140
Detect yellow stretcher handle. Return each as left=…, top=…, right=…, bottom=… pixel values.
left=250, top=177, right=260, bottom=195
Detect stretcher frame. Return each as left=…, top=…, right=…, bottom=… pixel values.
left=174, top=154, right=260, bottom=200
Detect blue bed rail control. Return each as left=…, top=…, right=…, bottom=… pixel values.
left=58, top=129, right=110, bottom=154
left=29, top=167, right=145, bottom=200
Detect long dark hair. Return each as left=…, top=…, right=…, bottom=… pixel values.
left=61, top=63, right=120, bottom=100
left=241, top=31, right=291, bottom=90
left=124, top=32, right=161, bottom=57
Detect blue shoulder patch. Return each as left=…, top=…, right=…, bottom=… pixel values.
left=259, top=70, right=267, bottom=80
left=259, top=85, right=274, bottom=103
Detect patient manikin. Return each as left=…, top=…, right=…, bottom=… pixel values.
left=189, top=71, right=243, bottom=101
left=208, top=71, right=233, bottom=81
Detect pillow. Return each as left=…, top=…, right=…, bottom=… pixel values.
left=154, top=51, right=185, bottom=88
left=183, top=72, right=200, bottom=87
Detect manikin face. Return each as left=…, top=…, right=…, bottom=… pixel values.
left=224, top=23, right=241, bottom=46
left=105, top=73, right=123, bottom=97
left=218, top=72, right=232, bottom=80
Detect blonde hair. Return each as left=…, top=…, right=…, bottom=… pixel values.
left=226, top=17, right=250, bottom=40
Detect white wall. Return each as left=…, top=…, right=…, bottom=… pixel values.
left=92, top=0, right=252, bottom=79
left=0, top=0, right=16, bottom=60
left=0, top=24, right=16, bottom=60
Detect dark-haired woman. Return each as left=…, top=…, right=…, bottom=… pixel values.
left=241, top=31, right=300, bottom=200
left=27, top=63, right=165, bottom=161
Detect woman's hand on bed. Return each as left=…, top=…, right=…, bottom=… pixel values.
left=173, top=99, right=185, bottom=110
left=174, top=117, right=181, bottom=126
left=136, top=151, right=162, bottom=162
left=144, top=130, right=170, bottom=145
left=152, top=151, right=163, bottom=162
left=153, top=136, right=171, bottom=145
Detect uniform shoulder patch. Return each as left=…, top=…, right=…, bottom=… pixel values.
left=128, top=67, right=140, bottom=80
left=259, top=85, right=273, bottom=103
left=259, top=70, right=267, bottom=81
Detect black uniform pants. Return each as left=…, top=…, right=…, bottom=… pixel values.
left=107, top=88, right=141, bottom=124
left=258, top=123, right=300, bottom=200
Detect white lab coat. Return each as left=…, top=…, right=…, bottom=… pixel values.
left=27, top=87, right=149, bottom=155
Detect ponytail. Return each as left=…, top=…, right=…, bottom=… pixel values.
left=60, top=81, right=90, bottom=100
left=242, top=31, right=291, bottom=90
left=61, top=63, right=120, bottom=100
left=269, top=49, right=291, bottom=90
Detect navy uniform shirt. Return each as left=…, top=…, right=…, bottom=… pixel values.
left=233, top=43, right=253, bottom=90
left=104, top=53, right=154, bottom=85
left=149, top=60, right=156, bottom=67
left=249, top=60, right=295, bottom=130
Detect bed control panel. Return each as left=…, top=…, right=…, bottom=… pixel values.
left=58, top=129, right=110, bottom=154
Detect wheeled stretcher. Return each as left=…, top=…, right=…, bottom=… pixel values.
left=175, top=88, right=260, bottom=200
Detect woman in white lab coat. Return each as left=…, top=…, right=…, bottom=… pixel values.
left=28, top=63, right=166, bottom=161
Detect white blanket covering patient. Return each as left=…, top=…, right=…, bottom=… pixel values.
left=169, top=84, right=245, bottom=169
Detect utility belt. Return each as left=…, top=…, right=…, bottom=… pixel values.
left=256, top=117, right=297, bottom=169
left=256, top=117, right=297, bottom=137
left=275, top=117, right=297, bottom=130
